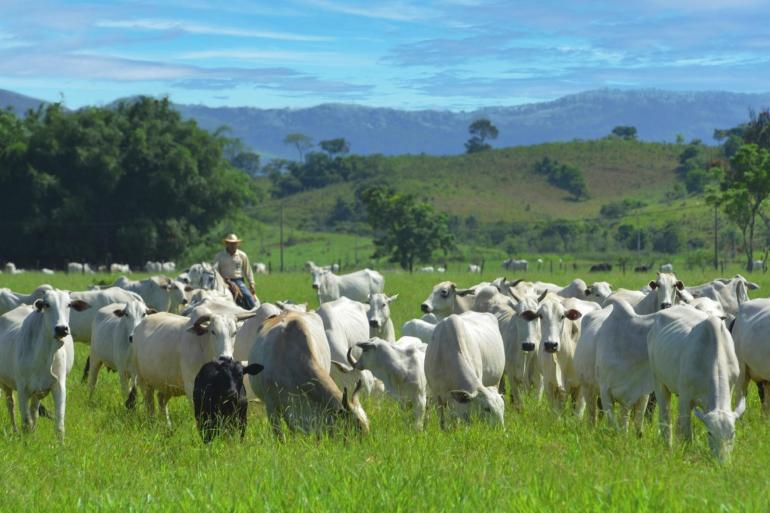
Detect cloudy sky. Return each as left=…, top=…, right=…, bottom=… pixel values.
left=1, top=0, right=769, bottom=110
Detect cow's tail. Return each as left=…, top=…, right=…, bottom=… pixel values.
left=81, top=356, right=91, bottom=383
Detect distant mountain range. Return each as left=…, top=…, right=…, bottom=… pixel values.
left=3, top=88, right=770, bottom=159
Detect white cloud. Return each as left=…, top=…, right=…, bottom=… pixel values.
left=94, top=18, right=333, bottom=42
left=179, top=49, right=370, bottom=66
left=301, top=0, right=434, bottom=22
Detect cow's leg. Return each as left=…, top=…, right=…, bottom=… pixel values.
left=28, top=395, right=41, bottom=431
left=599, top=386, right=618, bottom=429
left=17, top=388, right=31, bottom=432
left=677, top=396, right=693, bottom=443
left=81, top=356, right=90, bottom=384
left=52, top=380, right=66, bottom=438
left=142, top=384, right=156, bottom=417
left=1, top=386, right=17, bottom=433
left=633, top=395, right=649, bottom=438
left=117, top=372, right=130, bottom=405
left=413, top=392, right=427, bottom=431
left=571, top=386, right=584, bottom=416
left=438, top=397, right=447, bottom=430
left=157, top=392, right=172, bottom=429
left=87, top=357, right=103, bottom=398
left=238, top=402, right=248, bottom=440
left=736, top=365, right=749, bottom=406
left=655, top=384, right=672, bottom=447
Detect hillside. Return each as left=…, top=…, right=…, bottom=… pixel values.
left=262, top=139, right=695, bottom=228
left=0, top=89, right=50, bottom=114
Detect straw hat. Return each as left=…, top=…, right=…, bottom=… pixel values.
left=222, top=233, right=242, bottom=244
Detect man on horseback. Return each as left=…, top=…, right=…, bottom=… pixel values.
left=214, top=233, right=257, bottom=309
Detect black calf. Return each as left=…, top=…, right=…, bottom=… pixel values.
left=193, top=358, right=263, bottom=443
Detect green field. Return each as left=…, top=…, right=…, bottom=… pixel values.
left=1, top=269, right=769, bottom=512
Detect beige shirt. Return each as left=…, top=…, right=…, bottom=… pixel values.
left=214, top=249, right=254, bottom=286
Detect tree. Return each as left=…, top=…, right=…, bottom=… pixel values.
left=611, top=126, right=637, bottom=141
left=319, top=138, right=350, bottom=156
left=229, top=151, right=261, bottom=177
left=360, top=186, right=454, bottom=272
left=465, top=118, right=498, bottom=154
left=283, top=132, right=313, bottom=162
left=709, top=144, right=770, bottom=271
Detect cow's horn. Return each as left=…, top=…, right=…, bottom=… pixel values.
left=346, top=346, right=358, bottom=367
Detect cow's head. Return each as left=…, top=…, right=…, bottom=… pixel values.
left=35, top=289, right=90, bottom=342
left=585, top=281, right=612, bottom=303
left=310, top=268, right=329, bottom=291
left=695, top=397, right=746, bottom=461
left=648, top=272, right=684, bottom=310
left=510, top=291, right=542, bottom=352
left=162, top=280, right=189, bottom=311
left=188, top=311, right=256, bottom=360
left=449, top=386, right=505, bottom=425
left=344, top=339, right=388, bottom=371
left=367, top=293, right=397, bottom=329
left=338, top=379, right=369, bottom=435
left=523, top=292, right=581, bottom=354
left=112, top=299, right=151, bottom=344
left=421, top=281, right=474, bottom=317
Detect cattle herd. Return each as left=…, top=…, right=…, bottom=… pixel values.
left=0, top=259, right=766, bottom=460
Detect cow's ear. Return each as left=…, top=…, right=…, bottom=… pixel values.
left=565, top=309, right=582, bottom=321
left=456, top=288, right=475, bottom=297
left=113, top=308, right=126, bottom=317
left=71, top=300, right=90, bottom=311
left=675, top=280, right=684, bottom=290
left=243, top=363, right=263, bottom=375
left=34, top=299, right=44, bottom=311
left=648, top=281, right=658, bottom=290
left=388, top=294, right=399, bottom=303
left=146, top=308, right=158, bottom=315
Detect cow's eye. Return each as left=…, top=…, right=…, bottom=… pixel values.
left=440, top=290, right=449, bottom=297
left=43, top=301, right=50, bottom=308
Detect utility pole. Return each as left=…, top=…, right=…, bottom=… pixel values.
left=636, top=214, right=641, bottom=262
left=279, top=204, right=285, bottom=273
left=713, top=205, right=719, bottom=270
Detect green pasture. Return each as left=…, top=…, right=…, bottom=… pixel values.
left=1, top=269, right=770, bottom=512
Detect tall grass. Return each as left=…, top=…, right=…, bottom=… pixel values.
left=0, top=270, right=768, bottom=512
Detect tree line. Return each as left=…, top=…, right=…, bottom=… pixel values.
left=0, top=97, right=259, bottom=267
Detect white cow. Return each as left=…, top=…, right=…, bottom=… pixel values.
left=161, top=261, right=176, bottom=273
left=310, top=267, right=385, bottom=304
left=732, top=298, right=770, bottom=412
left=366, top=293, right=397, bottom=342
left=248, top=311, right=369, bottom=438
left=66, top=287, right=146, bottom=345
left=253, top=262, right=268, bottom=274
left=526, top=293, right=599, bottom=410
left=556, top=279, right=589, bottom=300
left=87, top=300, right=151, bottom=404
left=341, top=336, right=428, bottom=430
left=468, top=264, right=481, bottom=273
left=0, top=289, right=90, bottom=437
left=606, top=272, right=685, bottom=314
left=648, top=306, right=745, bottom=460
left=132, top=308, right=257, bottom=426
left=112, top=275, right=189, bottom=313
left=110, top=263, right=131, bottom=274
left=686, top=275, right=759, bottom=318
left=660, top=263, right=673, bottom=273
left=584, top=281, right=613, bottom=303
left=502, top=258, right=528, bottom=271
left=317, top=297, right=379, bottom=396
left=145, top=261, right=162, bottom=273
left=401, top=318, right=437, bottom=345
left=425, top=311, right=505, bottom=427
left=419, top=266, right=435, bottom=273
left=0, top=285, right=54, bottom=315
left=420, top=281, right=476, bottom=319
left=41, top=268, right=55, bottom=275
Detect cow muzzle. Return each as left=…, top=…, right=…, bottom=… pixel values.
left=660, top=302, right=672, bottom=309
left=54, top=325, right=69, bottom=339
left=128, top=335, right=133, bottom=344
left=312, top=284, right=319, bottom=290
left=181, top=299, right=188, bottom=305
left=544, top=341, right=559, bottom=353
left=369, top=320, right=380, bottom=328
left=420, top=304, right=431, bottom=314
left=521, top=342, right=535, bottom=352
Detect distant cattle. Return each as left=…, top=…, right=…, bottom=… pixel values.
left=502, top=258, right=528, bottom=271
left=253, top=262, right=268, bottom=274
left=660, top=263, right=674, bottom=273
left=310, top=267, right=384, bottom=304
left=112, top=275, right=189, bottom=313
left=193, top=358, right=262, bottom=443
left=110, top=263, right=131, bottom=274
left=589, top=263, right=612, bottom=272
left=419, top=266, right=435, bottom=273
left=468, top=264, right=481, bottom=273
left=67, top=262, right=94, bottom=274
left=41, top=268, right=55, bottom=275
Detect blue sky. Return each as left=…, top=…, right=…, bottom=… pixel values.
left=1, top=0, right=769, bottom=110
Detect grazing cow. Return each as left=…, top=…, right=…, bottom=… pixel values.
left=732, top=298, right=770, bottom=412
left=132, top=308, right=257, bottom=426
left=525, top=293, right=599, bottom=410
left=318, top=297, right=379, bottom=396
left=401, top=318, right=437, bottom=345
left=193, top=358, right=263, bottom=443
left=310, top=267, right=385, bottom=304
left=419, top=266, right=435, bottom=273
left=0, top=285, right=54, bottom=315
left=87, top=300, right=152, bottom=405
left=420, top=281, right=476, bottom=319
left=252, top=262, right=268, bottom=274
left=660, top=263, right=674, bottom=273
left=425, top=312, right=505, bottom=427
left=161, top=261, right=176, bottom=273
left=686, top=275, right=759, bottom=317
left=502, top=258, right=528, bottom=271
left=0, top=289, right=90, bottom=437
left=41, top=268, right=54, bottom=275
left=367, top=293, right=397, bottom=342
left=340, top=336, right=428, bottom=430
left=589, top=263, right=612, bottom=272
left=648, top=306, right=745, bottom=460
left=110, top=263, right=131, bottom=274
left=67, top=262, right=94, bottom=274
left=468, top=264, right=481, bottom=273
left=112, top=275, right=190, bottom=313
left=248, top=311, right=369, bottom=438
left=436, top=267, right=446, bottom=273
